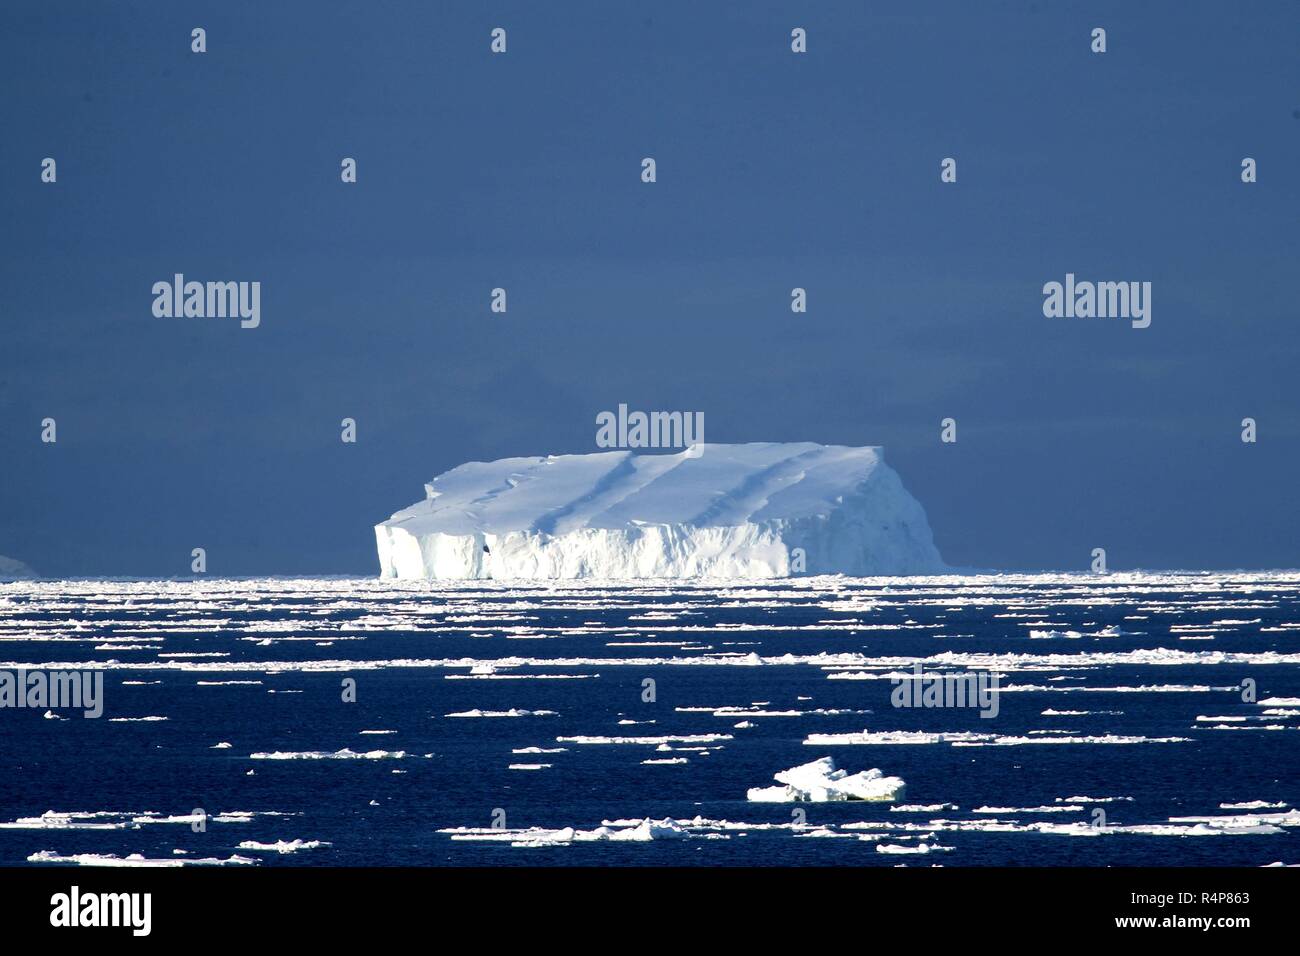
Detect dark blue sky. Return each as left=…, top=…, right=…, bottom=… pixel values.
left=2, top=1, right=1297, bottom=576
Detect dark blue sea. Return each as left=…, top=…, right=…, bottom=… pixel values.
left=1, top=574, right=1297, bottom=866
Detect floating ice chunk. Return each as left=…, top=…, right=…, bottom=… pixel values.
left=249, top=749, right=406, bottom=760
left=952, top=734, right=1190, bottom=746
left=875, top=842, right=952, bottom=855
left=805, top=730, right=992, bottom=746
left=28, top=850, right=256, bottom=866
left=747, top=757, right=905, bottom=803
left=558, top=733, right=731, bottom=745
left=443, top=818, right=690, bottom=846
left=238, top=839, right=329, bottom=854
left=973, top=805, right=1082, bottom=814
left=445, top=708, right=556, bottom=718
left=1056, top=795, right=1134, bottom=804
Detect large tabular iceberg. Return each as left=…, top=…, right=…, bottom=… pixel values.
left=375, top=442, right=944, bottom=580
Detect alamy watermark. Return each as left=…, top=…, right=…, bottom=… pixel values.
left=0, top=668, right=103, bottom=718
left=152, top=274, right=261, bottom=329
left=595, top=403, right=704, bottom=454
left=50, top=886, right=150, bottom=936
left=1042, top=273, right=1150, bottom=329
left=890, top=664, right=1000, bottom=718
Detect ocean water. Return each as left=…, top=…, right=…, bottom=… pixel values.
left=1, top=573, right=1298, bottom=866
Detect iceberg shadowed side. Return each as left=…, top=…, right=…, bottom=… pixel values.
left=375, top=442, right=945, bottom=580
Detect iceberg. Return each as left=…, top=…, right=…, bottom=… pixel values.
left=375, top=443, right=944, bottom=580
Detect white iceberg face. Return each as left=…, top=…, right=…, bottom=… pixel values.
left=747, top=756, right=906, bottom=803
left=375, top=443, right=944, bottom=580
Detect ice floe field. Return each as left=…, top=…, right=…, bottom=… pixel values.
left=1, top=572, right=1298, bottom=866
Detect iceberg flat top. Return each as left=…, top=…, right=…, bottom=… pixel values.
left=383, top=443, right=890, bottom=536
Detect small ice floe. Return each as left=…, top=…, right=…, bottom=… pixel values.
left=952, top=734, right=1190, bottom=747
left=805, top=730, right=991, bottom=746
left=28, top=850, right=257, bottom=867
left=747, top=757, right=905, bottom=803
left=359, top=730, right=396, bottom=735
left=212, top=742, right=233, bottom=749
left=892, top=804, right=958, bottom=813
left=1056, top=795, right=1134, bottom=804
left=249, top=749, right=406, bottom=760
left=210, top=811, right=299, bottom=823
left=641, top=757, right=688, bottom=765
left=441, top=818, right=690, bottom=847
left=793, top=828, right=854, bottom=839
left=196, top=680, right=262, bottom=686
left=444, top=673, right=596, bottom=681
left=42, top=710, right=65, bottom=720
left=974, top=806, right=1082, bottom=814
left=121, top=680, right=162, bottom=686
left=131, top=812, right=209, bottom=827
left=875, top=843, right=953, bottom=855
left=1197, top=724, right=1289, bottom=732
left=237, top=839, right=329, bottom=854
left=1220, top=801, right=1288, bottom=810
left=108, top=716, right=168, bottom=722
left=512, top=746, right=566, bottom=754
left=1259, top=698, right=1300, bottom=707
left=678, top=705, right=871, bottom=719
left=0, top=811, right=132, bottom=831
left=509, top=763, right=551, bottom=770
left=444, top=709, right=557, bottom=718
left=558, top=733, right=731, bottom=746
left=1168, top=811, right=1300, bottom=831
left=734, top=721, right=756, bottom=729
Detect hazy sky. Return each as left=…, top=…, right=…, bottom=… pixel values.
left=2, top=1, right=1297, bottom=576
